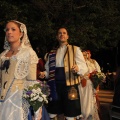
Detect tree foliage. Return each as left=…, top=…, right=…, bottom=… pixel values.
left=0, top=0, right=120, bottom=53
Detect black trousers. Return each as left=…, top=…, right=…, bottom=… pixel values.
left=47, top=67, right=81, bottom=117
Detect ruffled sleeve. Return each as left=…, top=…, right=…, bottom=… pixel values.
left=29, top=48, right=38, bottom=64
left=26, top=63, right=37, bottom=80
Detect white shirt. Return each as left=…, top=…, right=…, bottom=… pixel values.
left=86, top=59, right=101, bottom=73
left=45, top=45, right=88, bottom=78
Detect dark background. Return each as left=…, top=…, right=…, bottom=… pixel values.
left=0, top=0, right=120, bottom=73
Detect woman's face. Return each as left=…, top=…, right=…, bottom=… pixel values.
left=5, top=22, right=22, bottom=44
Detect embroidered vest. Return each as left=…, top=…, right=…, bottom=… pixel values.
left=64, top=45, right=80, bottom=86
left=49, top=45, right=80, bottom=86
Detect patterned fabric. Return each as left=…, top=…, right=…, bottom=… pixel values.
left=48, top=48, right=58, bottom=100
left=0, top=47, right=38, bottom=80
left=49, top=49, right=57, bottom=81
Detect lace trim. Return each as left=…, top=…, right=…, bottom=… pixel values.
left=14, top=48, right=38, bottom=79
left=29, top=48, right=38, bottom=64
left=22, top=98, right=30, bottom=120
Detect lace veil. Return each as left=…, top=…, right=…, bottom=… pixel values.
left=4, top=20, right=31, bottom=50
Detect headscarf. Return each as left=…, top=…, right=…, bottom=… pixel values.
left=4, top=20, right=31, bottom=50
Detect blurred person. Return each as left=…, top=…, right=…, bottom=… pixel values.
left=112, top=66, right=120, bottom=107
left=35, top=46, right=45, bottom=80
left=86, top=50, right=101, bottom=73
left=86, top=50, right=101, bottom=92
left=39, top=27, right=88, bottom=120
left=78, top=50, right=100, bottom=120
left=110, top=67, right=120, bottom=120
left=37, top=58, right=45, bottom=80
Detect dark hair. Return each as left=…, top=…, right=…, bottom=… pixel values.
left=81, top=49, right=87, bottom=52
left=56, top=27, right=69, bottom=35
left=86, top=50, right=91, bottom=54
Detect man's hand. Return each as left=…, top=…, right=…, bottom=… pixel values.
left=71, top=65, right=79, bottom=73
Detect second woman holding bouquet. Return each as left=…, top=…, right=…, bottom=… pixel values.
left=78, top=50, right=104, bottom=120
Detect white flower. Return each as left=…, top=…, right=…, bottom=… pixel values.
left=26, top=95, right=30, bottom=98
left=23, top=94, right=27, bottom=98
left=38, top=97, right=44, bottom=102
left=30, top=93, right=34, bottom=97
left=30, top=98, right=34, bottom=101
left=32, top=89, right=37, bottom=93
left=32, top=95, right=39, bottom=100
left=23, top=82, right=50, bottom=111
left=37, top=88, right=42, bottom=92
left=42, top=94, right=47, bottom=100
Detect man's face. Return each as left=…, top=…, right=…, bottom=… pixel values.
left=87, top=52, right=91, bottom=59
left=82, top=51, right=87, bottom=60
left=56, top=28, right=69, bottom=44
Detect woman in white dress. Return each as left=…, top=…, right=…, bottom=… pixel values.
left=78, top=50, right=100, bottom=120
left=0, top=20, right=40, bottom=120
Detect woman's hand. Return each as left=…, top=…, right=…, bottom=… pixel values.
left=81, top=78, right=87, bottom=87
left=37, top=108, right=42, bottom=120
left=39, top=72, right=45, bottom=79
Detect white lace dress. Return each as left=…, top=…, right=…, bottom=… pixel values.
left=0, top=47, right=38, bottom=120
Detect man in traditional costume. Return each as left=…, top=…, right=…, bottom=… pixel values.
left=39, top=27, right=88, bottom=120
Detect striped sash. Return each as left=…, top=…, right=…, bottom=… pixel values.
left=48, top=48, right=58, bottom=100
left=49, top=49, right=57, bottom=81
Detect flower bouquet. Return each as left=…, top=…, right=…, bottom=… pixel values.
left=23, top=80, right=50, bottom=112
left=89, top=71, right=106, bottom=89
left=38, top=80, right=50, bottom=97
